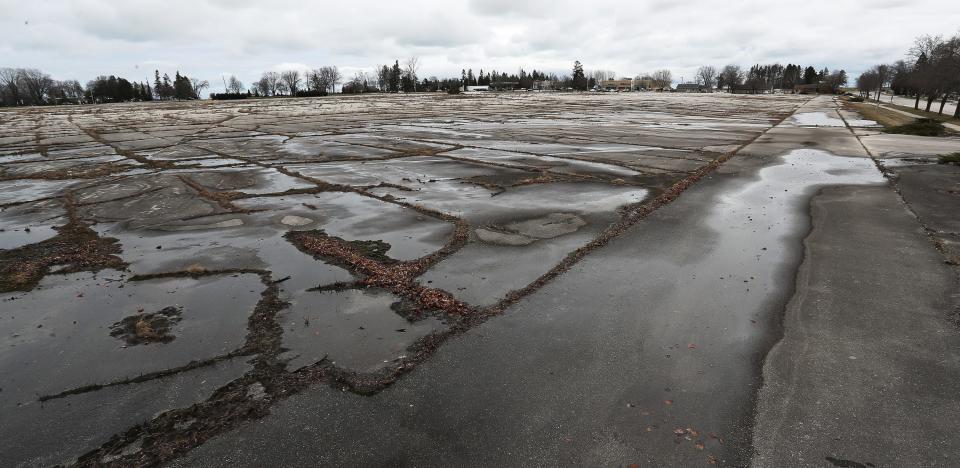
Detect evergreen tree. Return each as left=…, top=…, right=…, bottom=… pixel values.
left=173, top=71, right=192, bottom=100
left=162, top=73, right=172, bottom=100
left=818, top=67, right=829, bottom=82
left=390, top=60, right=401, bottom=92
left=572, top=61, right=587, bottom=90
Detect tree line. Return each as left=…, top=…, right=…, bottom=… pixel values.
left=688, top=63, right=846, bottom=93
left=0, top=68, right=84, bottom=106
left=2, top=57, right=858, bottom=107
left=0, top=67, right=208, bottom=106
left=857, top=33, right=960, bottom=117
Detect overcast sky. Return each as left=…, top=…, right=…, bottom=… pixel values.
left=2, top=0, right=958, bottom=91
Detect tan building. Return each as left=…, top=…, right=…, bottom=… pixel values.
left=633, top=77, right=658, bottom=90
left=600, top=79, right=633, bottom=91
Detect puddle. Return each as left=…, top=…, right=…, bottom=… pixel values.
left=445, top=147, right=642, bottom=178
left=175, top=157, right=249, bottom=168
left=285, top=155, right=522, bottom=188
left=0, top=271, right=262, bottom=407
left=82, top=185, right=223, bottom=229
left=0, top=179, right=82, bottom=205
left=0, top=199, right=66, bottom=249
left=279, top=288, right=446, bottom=372
left=642, top=147, right=884, bottom=342
left=374, top=181, right=647, bottom=223
left=93, top=217, right=353, bottom=295
left=144, top=146, right=216, bottom=160
left=416, top=183, right=645, bottom=307
left=185, top=167, right=315, bottom=194
left=421, top=225, right=602, bottom=307
left=845, top=118, right=880, bottom=127
left=236, top=192, right=454, bottom=261
left=0, top=359, right=250, bottom=467
left=279, top=136, right=399, bottom=160
left=1, top=155, right=133, bottom=178
left=790, top=112, right=847, bottom=127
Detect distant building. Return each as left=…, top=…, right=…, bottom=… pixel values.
left=465, top=85, right=490, bottom=92
left=600, top=79, right=633, bottom=91
left=632, top=77, right=658, bottom=90
left=489, top=81, right=519, bottom=91
left=675, top=83, right=706, bottom=92
left=531, top=80, right=557, bottom=91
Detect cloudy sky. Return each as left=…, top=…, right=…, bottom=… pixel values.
left=2, top=0, right=958, bottom=91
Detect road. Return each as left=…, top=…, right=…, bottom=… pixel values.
left=167, top=98, right=960, bottom=466
left=880, top=93, right=958, bottom=117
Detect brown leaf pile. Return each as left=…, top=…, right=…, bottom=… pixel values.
left=290, top=231, right=474, bottom=316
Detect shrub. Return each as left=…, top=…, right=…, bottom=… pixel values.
left=939, top=152, right=960, bottom=165
left=447, top=86, right=461, bottom=95
left=887, top=118, right=946, bottom=137
left=295, top=90, right=328, bottom=97
left=847, top=96, right=864, bottom=102
left=210, top=93, right=248, bottom=100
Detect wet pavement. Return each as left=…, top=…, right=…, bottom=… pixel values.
left=1, top=93, right=958, bottom=467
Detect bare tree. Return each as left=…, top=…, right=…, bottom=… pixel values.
left=227, top=76, right=244, bottom=94
left=306, top=69, right=325, bottom=92
left=695, top=66, right=717, bottom=89
left=255, top=77, right=269, bottom=96
left=0, top=68, right=22, bottom=105
left=190, top=78, right=210, bottom=99
left=280, top=70, right=301, bottom=96
left=404, top=57, right=420, bottom=92
left=856, top=70, right=879, bottom=98
left=19, top=68, right=53, bottom=104
left=258, top=71, right=280, bottom=96
left=590, top=69, right=617, bottom=83
left=872, top=64, right=891, bottom=102
left=720, top=65, right=744, bottom=92
left=57, top=79, right=84, bottom=100
left=946, top=36, right=960, bottom=118
left=909, top=35, right=947, bottom=111
left=651, top=69, right=673, bottom=90
left=930, top=35, right=960, bottom=114
left=316, top=66, right=341, bottom=93
left=348, top=71, right=370, bottom=93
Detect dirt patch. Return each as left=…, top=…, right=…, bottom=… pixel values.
left=347, top=239, right=394, bottom=263
left=0, top=217, right=126, bottom=292
left=110, top=306, right=183, bottom=345
left=285, top=230, right=473, bottom=317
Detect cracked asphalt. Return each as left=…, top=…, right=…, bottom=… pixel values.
left=1, top=93, right=958, bottom=467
